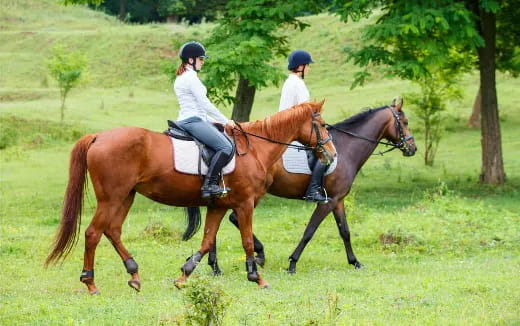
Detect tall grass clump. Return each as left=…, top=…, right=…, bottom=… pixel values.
left=180, top=276, right=230, bottom=326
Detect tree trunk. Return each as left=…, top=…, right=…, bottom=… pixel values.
left=119, top=0, right=126, bottom=21
left=167, top=15, right=179, bottom=23
left=477, top=9, right=505, bottom=185
left=467, top=87, right=481, bottom=128
left=231, top=76, right=256, bottom=122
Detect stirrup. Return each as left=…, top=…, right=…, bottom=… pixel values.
left=304, top=189, right=329, bottom=204
left=201, top=185, right=230, bottom=198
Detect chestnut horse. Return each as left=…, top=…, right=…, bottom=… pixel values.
left=45, top=101, right=336, bottom=294
left=207, top=97, right=417, bottom=274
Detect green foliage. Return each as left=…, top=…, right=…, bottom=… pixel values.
left=0, top=115, right=89, bottom=150
left=47, top=44, right=87, bottom=122
left=407, top=66, right=464, bottom=166
left=334, top=1, right=483, bottom=86
left=201, top=0, right=320, bottom=105
left=182, top=276, right=230, bottom=326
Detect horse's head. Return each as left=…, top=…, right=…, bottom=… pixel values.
left=383, top=96, right=417, bottom=156
left=300, top=100, right=336, bottom=165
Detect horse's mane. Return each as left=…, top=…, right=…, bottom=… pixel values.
left=243, top=102, right=320, bottom=139
left=333, top=106, right=387, bottom=129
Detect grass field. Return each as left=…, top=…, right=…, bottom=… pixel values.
left=1, top=1, right=519, bottom=325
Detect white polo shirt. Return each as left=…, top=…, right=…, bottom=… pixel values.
left=278, top=73, right=310, bottom=111
left=174, top=67, right=229, bottom=124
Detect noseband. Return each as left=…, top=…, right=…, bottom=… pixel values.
left=310, top=112, right=333, bottom=155
left=387, top=106, right=415, bottom=154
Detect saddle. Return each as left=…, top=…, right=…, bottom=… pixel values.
left=164, top=120, right=235, bottom=170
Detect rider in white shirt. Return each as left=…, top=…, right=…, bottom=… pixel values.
left=173, top=41, right=235, bottom=198
left=279, top=50, right=329, bottom=204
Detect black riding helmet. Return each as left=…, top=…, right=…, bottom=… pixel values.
left=179, top=41, right=209, bottom=71
left=287, top=50, right=313, bottom=79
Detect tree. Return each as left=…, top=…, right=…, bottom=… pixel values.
left=48, top=45, right=87, bottom=122
left=332, top=0, right=519, bottom=185
left=202, top=0, right=321, bottom=122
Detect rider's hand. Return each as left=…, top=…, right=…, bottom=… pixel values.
left=227, top=120, right=237, bottom=128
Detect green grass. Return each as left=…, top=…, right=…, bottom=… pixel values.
left=1, top=1, right=519, bottom=325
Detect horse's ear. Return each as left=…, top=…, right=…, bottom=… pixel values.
left=392, top=96, right=403, bottom=111
left=318, top=99, right=326, bottom=112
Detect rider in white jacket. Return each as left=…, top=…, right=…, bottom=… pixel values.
left=173, top=41, right=235, bottom=199
left=279, top=50, right=329, bottom=204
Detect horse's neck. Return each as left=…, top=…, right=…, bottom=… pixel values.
left=244, top=113, right=307, bottom=168
left=335, top=110, right=391, bottom=165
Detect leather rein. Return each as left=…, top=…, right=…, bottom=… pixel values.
left=231, top=112, right=332, bottom=156
left=325, top=106, right=414, bottom=156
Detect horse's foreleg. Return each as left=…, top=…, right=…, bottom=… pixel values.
left=287, top=203, right=331, bottom=274
left=229, top=212, right=265, bottom=266
left=175, top=207, right=227, bottom=288
left=104, top=192, right=140, bottom=291
left=234, top=204, right=269, bottom=289
left=332, top=201, right=362, bottom=269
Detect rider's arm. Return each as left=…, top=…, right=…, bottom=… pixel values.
left=189, top=74, right=229, bottom=124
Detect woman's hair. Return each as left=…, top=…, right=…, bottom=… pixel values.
left=176, top=63, right=187, bottom=76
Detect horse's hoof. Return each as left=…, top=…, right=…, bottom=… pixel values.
left=128, top=279, right=141, bottom=292
left=259, top=284, right=270, bottom=290
left=89, top=290, right=100, bottom=295
left=286, top=268, right=296, bottom=274
left=174, top=278, right=186, bottom=290
left=212, top=269, right=222, bottom=277
left=354, top=262, right=364, bottom=269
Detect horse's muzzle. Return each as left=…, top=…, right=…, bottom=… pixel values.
left=320, top=150, right=336, bottom=165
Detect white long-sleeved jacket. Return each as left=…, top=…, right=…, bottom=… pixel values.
left=174, top=67, right=228, bottom=124
left=278, top=74, right=310, bottom=111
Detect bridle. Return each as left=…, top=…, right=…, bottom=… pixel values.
left=231, top=112, right=332, bottom=156
left=325, top=106, right=414, bottom=156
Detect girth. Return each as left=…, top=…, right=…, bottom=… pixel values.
left=164, top=120, right=235, bottom=167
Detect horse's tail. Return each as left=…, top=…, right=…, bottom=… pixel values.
left=45, top=134, right=96, bottom=266
left=182, top=207, right=201, bottom=241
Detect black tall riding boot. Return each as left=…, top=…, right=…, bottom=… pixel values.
left=201, top=151, right=230, bottom=198
left=305, top=159, right=329, bottom=204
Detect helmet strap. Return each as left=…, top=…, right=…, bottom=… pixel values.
left=189, top=57, right=198, bottom=72
left=296, top=65, right=305, bottom=79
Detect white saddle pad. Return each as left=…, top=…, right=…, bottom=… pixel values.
left=171, top=138, right=236, bottom=175
left=282, top=141, right=337, bottom=175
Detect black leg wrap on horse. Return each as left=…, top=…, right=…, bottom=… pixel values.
left=123, top=258, right=138, bottom=274
left=181, top=251, right=202, bottom=276
left=246, top=256, right=259, bottom=282
left=80, top=269, right=94, bottom=282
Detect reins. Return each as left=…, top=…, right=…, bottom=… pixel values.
left=231, top=112, right=331, bottom=156
left=325, top=106, right=414, bottom=156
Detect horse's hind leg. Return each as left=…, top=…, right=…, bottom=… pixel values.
left=81, top=203, right=111, bottom=295
left=81, top=193, right=136, bottom=294
left=332, top=201, right=362, bottom=269
left=103, top=191, right=140, bottom=291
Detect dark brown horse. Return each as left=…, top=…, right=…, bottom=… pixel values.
left=207, top=97, right=417, bottom=274
left=45, top=101, right=336, bottom=294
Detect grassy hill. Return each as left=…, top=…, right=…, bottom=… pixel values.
left=1, top=1, right=519, bottom=325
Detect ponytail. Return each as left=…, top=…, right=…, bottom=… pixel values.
left=176, top=63, right=187, bottom=76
